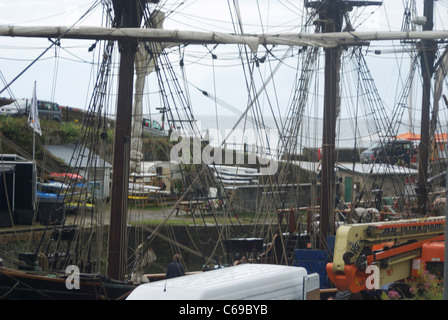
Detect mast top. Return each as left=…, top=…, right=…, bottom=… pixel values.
left=305, top=0, right=382, bottom=9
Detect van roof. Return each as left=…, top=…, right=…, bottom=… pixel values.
left=127, top=264, right=310, bottom=300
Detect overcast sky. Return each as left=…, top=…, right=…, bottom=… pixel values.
left=0, top=0, right=447, bottom=138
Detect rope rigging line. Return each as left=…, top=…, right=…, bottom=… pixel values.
left=0, top=0, right=103, bottom=95
left=36, top=37, right=118, bottom=274
left=146, top=34, right=289, bottom=250
left=133, top=8, right=257, bottom=264
left=224, top=0, right=301, bottom=251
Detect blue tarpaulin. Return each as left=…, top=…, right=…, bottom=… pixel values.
left=293, top=236, right=335, bottom=288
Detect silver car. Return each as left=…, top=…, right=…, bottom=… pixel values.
left=0, top=99, right=62, bottom=122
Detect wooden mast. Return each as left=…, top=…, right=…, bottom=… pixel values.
left=107, top=0, right=158, bottom=281
left=318, top=0, right=343, bottom=248
left=416, top=0, right=436, bottom=215
left=305, top=0, right=381, bottom=248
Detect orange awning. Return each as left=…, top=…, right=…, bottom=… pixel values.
left=396, top=131, right=447, bottom=142
left=396, top=132, right=420, bottom=141
left=435, top=133, right=448, bottom=142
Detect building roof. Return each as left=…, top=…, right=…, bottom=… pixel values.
left=288, top=160, right=418, bottom=176
left=336, top=162, right=418, bottom=176
left=289, top=160, right=320, bottom=173
left=44, top=145, right=111, bottom=168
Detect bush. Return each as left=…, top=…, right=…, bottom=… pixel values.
left=407, top=270, right=443, bottom=300
left=0, top=116, right=33, bottom=146
left=382, top=270, right=443, bottom=300
left=59, top=122, right=81, bottom=143
left=0, top=116, right=82, bottom=164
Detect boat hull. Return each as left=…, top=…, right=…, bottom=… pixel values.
left=0, top=268, right=135, bottom=300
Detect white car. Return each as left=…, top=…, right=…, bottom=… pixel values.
left=0, top=100, right=25, bottom=116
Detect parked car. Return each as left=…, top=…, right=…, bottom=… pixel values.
left=360, top=139, right=414, bottom=165
left=0, top=99, right=62, bottom=122
left=360, top=141, right=382, bottom=163
left=0, top=100, right=24, bottom=117
left=142, top=118, right=167, bottom=137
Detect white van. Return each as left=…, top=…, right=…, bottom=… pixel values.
left=127, top=264, right=320, bottom=300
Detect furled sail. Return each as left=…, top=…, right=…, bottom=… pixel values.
left=130, top=11, right=165, bottom=174
left=430, top=46, right=448, bottom=141
left=2, top=26, right=448, bottom=49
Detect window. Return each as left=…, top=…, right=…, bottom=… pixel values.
left=152, top=121, right=162, bottom=130
left=38, top=102, right=52, bottom=111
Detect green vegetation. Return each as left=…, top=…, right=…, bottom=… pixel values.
left=58, top=121, right=81, bottom=143
left=0, top=116, right=33, bottom=147
left=0, top=115, right=82, bottom=168
left=127, top=207, right=279, bottom=227
left=0, top=109, right=178, bottom=169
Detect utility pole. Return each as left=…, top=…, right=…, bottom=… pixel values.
left=416, top=0, right=436, bottom=215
